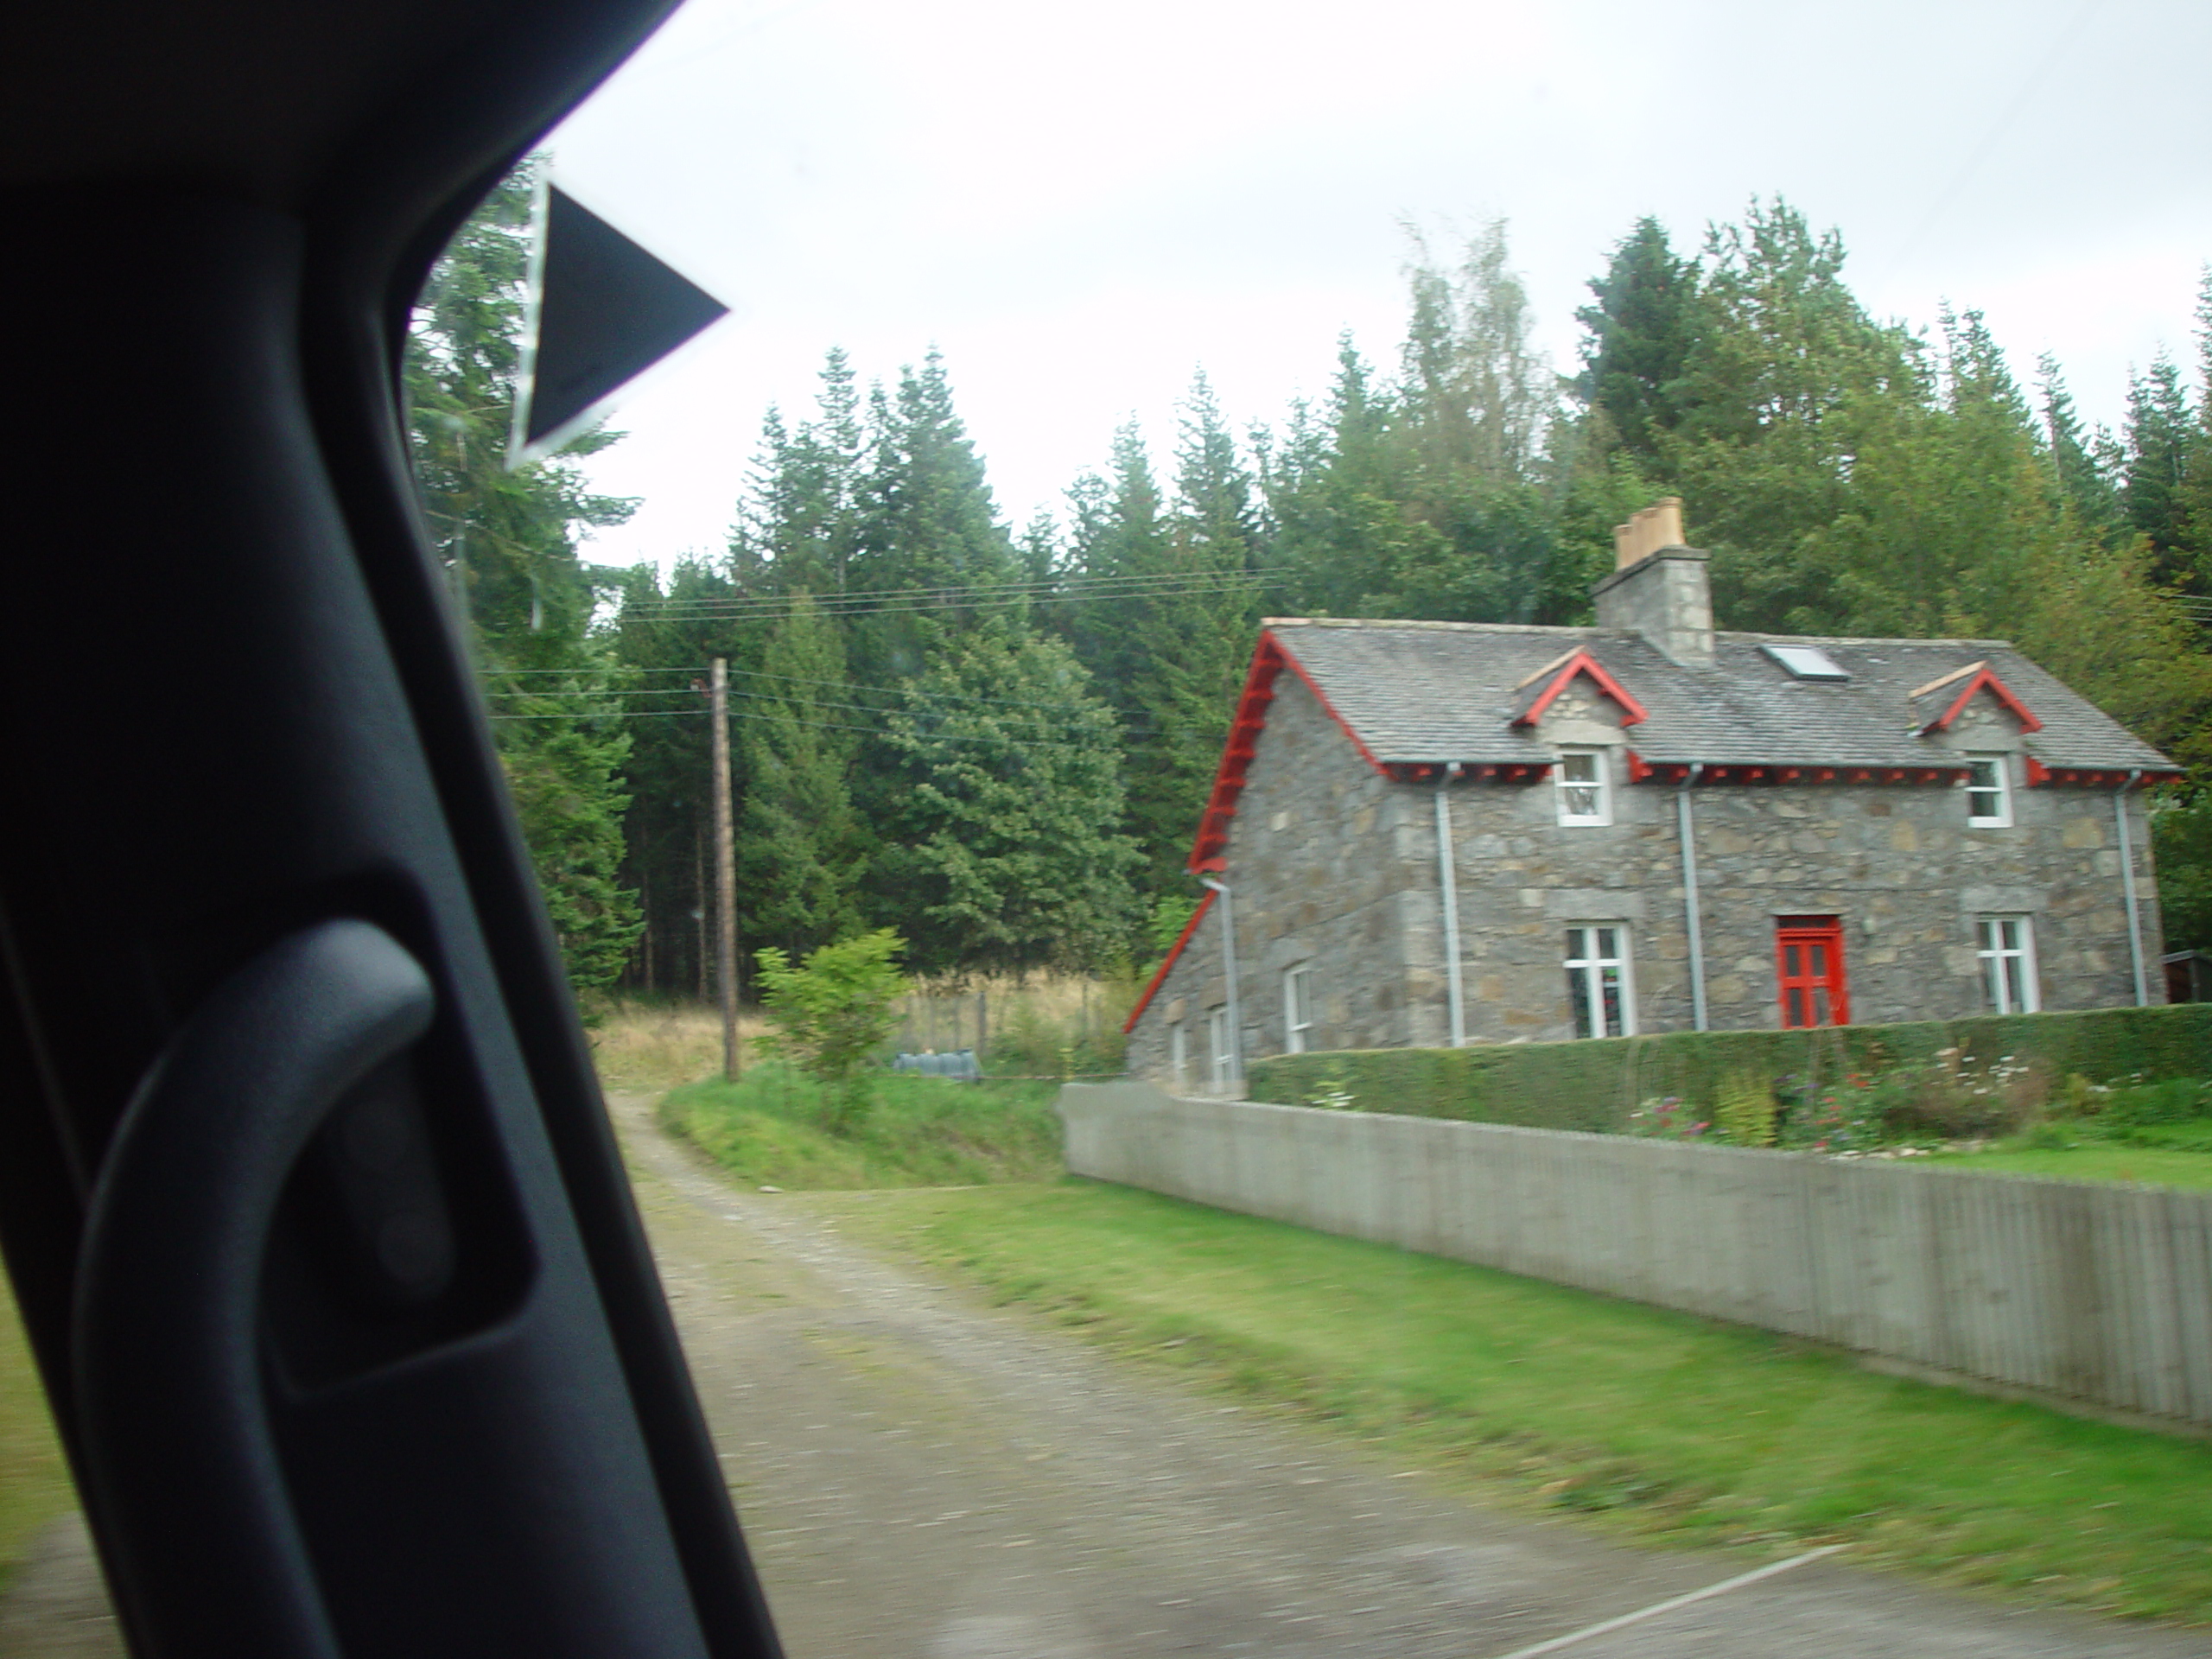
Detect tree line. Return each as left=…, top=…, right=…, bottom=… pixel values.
left=407, top=169, right=2212, bottom=1000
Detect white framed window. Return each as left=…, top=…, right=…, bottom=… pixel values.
left=1978, top=915, right=2040, bottom=1014
left=1966, top=754, right=2012, bottom=827
left=1554, top=748, right=1611, bottom=826
left=1283, top=964, right=1313, bottom=1054
left=1207, top=1006, right=1232, bottom=1090
left=1168, top=1020, right=1188, bottom=1089
left=1564, top=925, right=1636, bottom=1038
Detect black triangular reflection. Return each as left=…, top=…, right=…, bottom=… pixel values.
left=512, top=185, right=728, bottom=462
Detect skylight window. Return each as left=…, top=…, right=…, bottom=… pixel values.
left=1762, top=644, right=1851, bottom=682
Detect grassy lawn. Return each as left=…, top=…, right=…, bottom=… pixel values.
left=0, top=1281, right=76, bottom=1592
left=1927, top=1143, right=2212, bottom=1188
left=824, top=1176, right=2212, bottom=1624
left=661, top=1063, right=1063, bottom=1188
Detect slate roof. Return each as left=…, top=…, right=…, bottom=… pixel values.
left=1267, top=618, right=2176, bottom=772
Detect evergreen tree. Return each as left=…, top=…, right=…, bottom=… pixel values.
left=876, top=620, right=1141, bottom=977
left=2035, top=351, right=2123, bottom=537
left=850, top=350, right=1021, bottom=681
left=2121, top=353, right=2193, bottom=587
left=407, top=162, right=643, bottom=996
left=1660, top=198, right=1927, bottom=632
left=735, top=596, right=868, bottom=958
left=1576, top=216, right=1699, bottom=467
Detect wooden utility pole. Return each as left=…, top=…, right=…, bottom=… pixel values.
left=709, top=658, right=741, bottom=1080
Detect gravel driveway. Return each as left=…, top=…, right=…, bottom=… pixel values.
left=3, top=1092, right=2203, bottom=1658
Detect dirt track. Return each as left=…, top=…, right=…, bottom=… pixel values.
left=3, top=1095, right=2205, bottom=1657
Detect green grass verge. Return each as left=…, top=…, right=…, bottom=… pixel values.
left=659, top=1062, right=1063, bottom=1188
left=829, top=1178, right=2212, bottom=1623
left=0, top=1280, right=76, bottom=1592
left=1928, top=1144, right=2212, bottom=1188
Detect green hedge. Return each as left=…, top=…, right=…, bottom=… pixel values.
left=1246, top=1004, right=2212, bottom=1135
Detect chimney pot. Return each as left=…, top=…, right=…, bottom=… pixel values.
left=1593, top=498, right=1712, bottom=665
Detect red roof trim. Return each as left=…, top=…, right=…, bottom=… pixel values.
left=1918, top=666, right=2044, bottom=734
left=1122, top=887, right=1217, bottom=1033
left=1186, top=630, right=1385, bottom=874
left=1510, top=649, right=1649, bottom=729
left=2024, top=759, right=2183, bottom=788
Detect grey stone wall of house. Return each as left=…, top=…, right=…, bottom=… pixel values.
left=1124, top=675, right=1433, bottom=1087
left=1426, top=686, right=2162, bottom=1040
left=1130, top=659, right=2164, bottom=1084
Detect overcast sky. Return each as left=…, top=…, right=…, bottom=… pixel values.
left=544, top=0, right=2211, bottom=574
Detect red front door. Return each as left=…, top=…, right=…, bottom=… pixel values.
left=1775, top=915, right=1849, bottom=1027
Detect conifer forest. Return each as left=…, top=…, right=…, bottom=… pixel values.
left=409, top=169, right=2212, bottom=1000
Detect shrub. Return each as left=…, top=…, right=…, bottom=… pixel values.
left=2100, top=1077, right=2212, bottom=1128
left=1773, top=1072, right=1885, bottom=1152
left=1626, top=1096, right=1708, bottom=1141
left=754, top=931, right=909, bottom=1134
left=1245, top=1004, right=2212, bottom=1149
left=1712, top=1072, right=1777, bottom=1147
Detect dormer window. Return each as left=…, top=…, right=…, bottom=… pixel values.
left=1555, top=749, right=1611, bottom=826
left=1966, top=754, right=2012, bottom=827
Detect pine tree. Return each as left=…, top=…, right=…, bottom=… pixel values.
left=2035, top=352, right=2123, bottom=537
left=736, top=596, right=868, bottom=958
left=1576, top=216, right=1699, bottom=467
left=407, top=162, right=643, bottom=996
left=850, top=351, right=1021, bottom=682
left=2121, top=353, right=2193, bottom=587
left=1660, top=198, right=1927, bottom=632
left=876, top=620, right=1141, bottom=978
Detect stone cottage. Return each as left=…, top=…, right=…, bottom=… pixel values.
left=1123, top=499, right=2181, bottom=1091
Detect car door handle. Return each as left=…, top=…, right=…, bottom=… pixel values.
left=74, top=918, right=433, bottom=1659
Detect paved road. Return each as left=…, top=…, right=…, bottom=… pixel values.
left=4, top=1095, right=2205, bottom=1657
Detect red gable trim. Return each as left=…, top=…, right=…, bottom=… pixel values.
left=1510, top=649, right=1649, bottom=728
left=1916, top=666, right=2043, bottom=734
left=1122, top=887, right=1217, bottom=1034
left=1186, top=630, right=1386, bottom=874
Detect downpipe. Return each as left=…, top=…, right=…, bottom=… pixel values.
left=1436, top=763, right=1466, bottom=1047
left=2116, top=769, right=2148, bottom=1007
left=1199, top=875, right=1243, bottom=1088
left=1679, top=763, right=1708, bottom=1031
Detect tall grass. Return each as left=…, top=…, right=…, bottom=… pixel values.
left=659, top=1063, right=1064, bottom=1188
left=588, top=997, right=772, bottom=1091
left=896, top=971, right=1135, bottom=1078
left=591, top=974, right=1135, bottom=1095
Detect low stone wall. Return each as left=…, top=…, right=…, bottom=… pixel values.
left=1057, top=1081, right=2212, bottom=1430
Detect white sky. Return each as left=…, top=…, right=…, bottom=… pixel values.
left=546, top=0, right=2212, bottom=573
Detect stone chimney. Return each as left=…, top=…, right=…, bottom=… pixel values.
left=1591, top=496, right=1713, bottom=667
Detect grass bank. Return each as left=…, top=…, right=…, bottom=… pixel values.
left=1929, top=1143, right=2212, bottom=1188
left=827, top=1178, right=2212, bottom=1624
left=0, top=1282, right=75, bottom=1592
left=659, top=1063, right=1062, bottom=1188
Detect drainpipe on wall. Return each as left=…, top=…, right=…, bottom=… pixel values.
left=1436, top=763, right=1466, bottom=1047
left=1678, top=763, right=1708, bottom=1032
left=1199, top=875, right=1243, bottom=1087
left=2116, top=769, right=2149, bottom=1007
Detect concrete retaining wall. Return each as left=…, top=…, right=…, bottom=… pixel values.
left=1058, top=1081, right=2212, bottom=1429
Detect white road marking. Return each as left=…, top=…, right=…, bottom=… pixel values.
left=1483, top=1546, right=1844, bottom=1659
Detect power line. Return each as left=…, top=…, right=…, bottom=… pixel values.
left=622, top=566, right=1278, bottom=621
left=483, top=660, right=1170, bottom=721
left=484, top=702, right=1120, bottom=753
